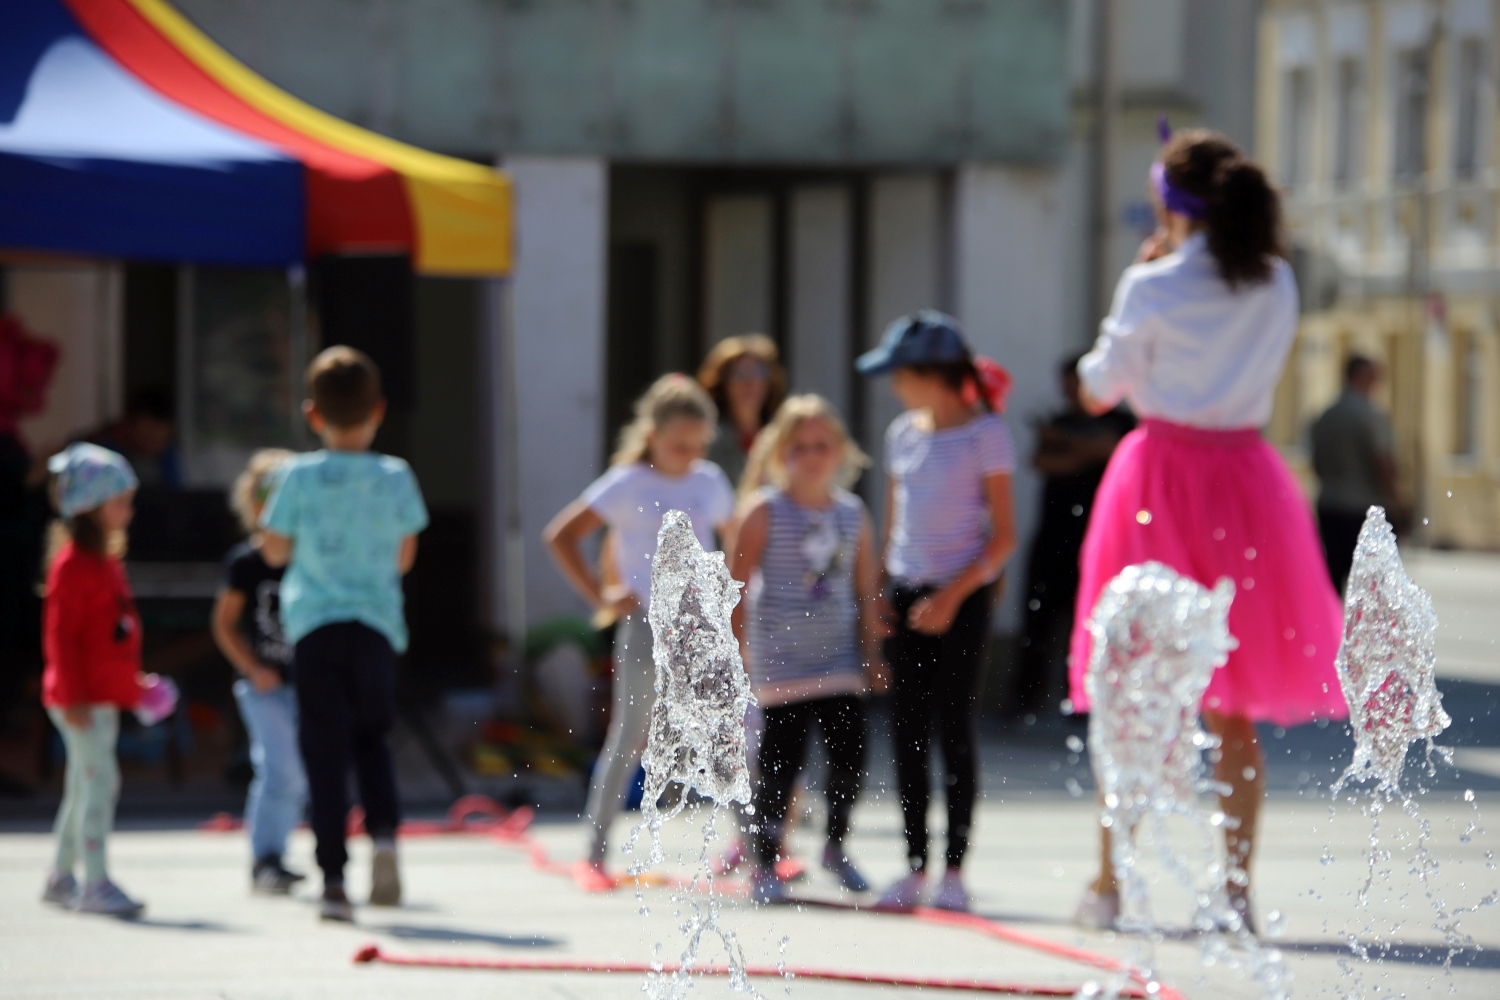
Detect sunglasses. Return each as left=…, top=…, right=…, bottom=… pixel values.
left=727, top=360, right=771, bottom=382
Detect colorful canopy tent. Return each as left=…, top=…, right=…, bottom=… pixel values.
left=0, top=0, right=511, bottom=275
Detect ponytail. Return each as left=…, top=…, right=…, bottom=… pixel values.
left=1160, top=129, right=1285, bottom=289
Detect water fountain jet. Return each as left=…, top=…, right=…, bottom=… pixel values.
left=1085, top=561, right=1287, bottom=998
left=627, top=510, right=760, bottom=998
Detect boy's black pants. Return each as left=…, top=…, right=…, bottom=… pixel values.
left=294, top=621, right=400, bottom=883
left=885, top=584, right=992, bottom=872
left=751, top=694, right=866, bottom=868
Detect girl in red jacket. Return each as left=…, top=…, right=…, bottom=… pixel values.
left=41, top=443, right=147, bottom=916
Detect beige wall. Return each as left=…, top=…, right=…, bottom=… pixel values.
left=7, top=264, right=123, bottom=458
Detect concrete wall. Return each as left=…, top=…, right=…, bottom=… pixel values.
left=174, top=0, right=1069, bottom=166
left=504, top=156, right=609, bottom=626
left=952, top=165, right=1070, bottom=631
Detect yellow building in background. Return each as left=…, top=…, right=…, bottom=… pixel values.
left=1259, top=0, right=1500, bottom=547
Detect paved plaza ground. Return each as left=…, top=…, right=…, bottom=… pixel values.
left=2, top=549, right=1499, bottom=999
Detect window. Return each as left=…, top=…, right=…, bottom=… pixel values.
left=1393, top=48, right=1430, bottom=182
left=180, top=266, right=299, bottom=484
left=1333, top=58, right=1364, bottom=189
left=1454, top=38, right=1487, bottom=181
left=1280, top=67, right=1312, bottom=189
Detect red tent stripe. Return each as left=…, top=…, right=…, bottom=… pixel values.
left=64, top=0, right=414, bottom=258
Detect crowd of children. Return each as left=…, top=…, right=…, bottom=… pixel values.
left=544, top=311, right=1018, bottom=911
left=36, top=127, right=1344, bottom=931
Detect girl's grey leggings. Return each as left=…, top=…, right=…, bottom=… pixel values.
left=584, top=614, right=655, bottom=865
left=49, top=706, right=121, bottom=885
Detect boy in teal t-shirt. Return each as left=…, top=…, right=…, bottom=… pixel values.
left=261, top=346, right=427, bottom=923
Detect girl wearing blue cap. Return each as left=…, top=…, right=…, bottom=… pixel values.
left=856, top=312, right=1017, bottom=912
left=40, top=443, right=147, bottom=916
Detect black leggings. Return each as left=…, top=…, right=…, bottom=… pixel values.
left=886, top=584, right=992, bottom=872
left=751, top=694, right=866, bottom=868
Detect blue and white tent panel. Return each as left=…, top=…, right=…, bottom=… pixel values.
left=0, top=1, right=302, bottom=265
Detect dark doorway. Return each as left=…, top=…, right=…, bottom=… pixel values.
left=605, top=241, right=660, bottom=460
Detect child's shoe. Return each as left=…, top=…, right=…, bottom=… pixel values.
left=1073, top=885, right=1120, bottom=931
left=931, top=868, right=970, bottom=912
left=572, top=860, right=615, bottom=893
left=713, top=838, right=748, bottom=875
left=369, top=846, right=401, bottom=906
left=820, top=844, right=870, bottom=893
left=252, top=855, right=305, bottom=895
left=319, top=883, right=354, bottom=922
left=876, top=870, right=927, bottom=911
left=749, top=866, right=787, bottom=905
left=773, top=856, right=808, bottom=882
left=41, top=871, right=78, bottom=907
left=74, top=879, right=144, bottom=917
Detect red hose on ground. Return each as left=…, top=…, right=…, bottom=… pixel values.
left=352, top=943, right=1162, bottom=997
left=202, top=794, right=1183, bottom=997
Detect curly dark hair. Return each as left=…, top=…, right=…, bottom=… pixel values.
left=1160, top=129, right=1285, bottom=288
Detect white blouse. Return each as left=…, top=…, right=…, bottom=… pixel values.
left=1078, top=232, right=1298, bottom=429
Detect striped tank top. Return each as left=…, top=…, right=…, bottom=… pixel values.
left=747, top=487, right=866, bottom=707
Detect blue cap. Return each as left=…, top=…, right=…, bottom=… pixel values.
left=855, top=310, right=971, bottom=376
left=47, top=443, right=138, bottom=518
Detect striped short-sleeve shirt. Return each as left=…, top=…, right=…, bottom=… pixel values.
left=747, top=487, right=867, bottom=707
left=884, top=410, right=1015, bottom=588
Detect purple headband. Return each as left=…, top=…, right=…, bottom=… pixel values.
left=1152, top=115, right=1208, bottom=220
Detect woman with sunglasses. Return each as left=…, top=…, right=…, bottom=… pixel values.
left=697, top=334, right=788, bottom=490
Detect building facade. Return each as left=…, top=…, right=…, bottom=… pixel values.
left=1260, top=0, right=1500, bottom=547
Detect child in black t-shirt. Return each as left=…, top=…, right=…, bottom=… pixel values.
left=212, top=449, right=307, bottom=894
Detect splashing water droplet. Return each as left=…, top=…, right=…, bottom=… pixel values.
left=1265, top=910, right=1287, bottom=938
left=1067, top=735, right=1085, bottom=753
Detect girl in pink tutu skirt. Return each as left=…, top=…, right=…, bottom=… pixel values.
left=1069, top=128, right=1347, bottom=932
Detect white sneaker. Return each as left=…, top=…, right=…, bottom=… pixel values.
left=931, top=868, right=970, bottom=912
left=369, top=847, right=401, bottom=906
left=1073, top=886, right=1120, bottom=931
left=74, top=879, right=145, bottom=917
left=42, top=871, right=78, bottom=906
left=876, top=870, right=927, bottom=911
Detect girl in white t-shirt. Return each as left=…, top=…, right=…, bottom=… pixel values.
left=544, top=374, right=735, bottom=888
left=856, top=311, right=1018, bottom=913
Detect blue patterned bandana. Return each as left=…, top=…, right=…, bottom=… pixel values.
left=48, top=443, right=138, bottom=518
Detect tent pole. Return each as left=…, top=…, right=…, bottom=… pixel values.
left=500, top=278, right=526, bottom=654
left=483, top=276, right=526, bottom=659
left=288, top=263, right=308, bottom=446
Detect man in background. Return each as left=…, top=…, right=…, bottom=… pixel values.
left=87, top=387, right=181, bottom=489
left=1012, top=354, right=1134, bottom=720
left=1311, top=354, right=1397, bottom=595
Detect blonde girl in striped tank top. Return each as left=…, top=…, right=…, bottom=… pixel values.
left=729, top=396, right=888, bottom=905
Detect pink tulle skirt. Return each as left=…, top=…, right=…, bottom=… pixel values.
left=1068, top=419, right=1348, bottom=726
